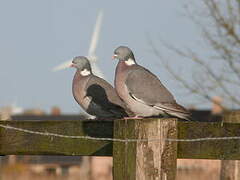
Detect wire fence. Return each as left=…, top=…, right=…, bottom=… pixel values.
left=1, top=124, right=240, bottom=143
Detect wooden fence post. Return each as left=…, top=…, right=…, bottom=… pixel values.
left=220, top=111, right=240, bottom=180
left=113, top=118, right=177, bottom=180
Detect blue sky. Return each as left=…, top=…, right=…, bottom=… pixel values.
left=0, top=0, right=205, bottom=113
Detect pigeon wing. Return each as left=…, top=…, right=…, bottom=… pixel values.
left=125, top=66, right=191, bottom=120
left=86, top=76, right=128, bottom=116
left=125, top=66, right=176, bottom=105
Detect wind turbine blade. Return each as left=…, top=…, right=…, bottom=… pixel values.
left=88, top=10, right=103, bottom=57
left=52, top=60, right=72, bottom=72
left=90, top=62, right=105, bottom=79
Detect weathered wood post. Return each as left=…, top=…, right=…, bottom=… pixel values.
left=113, top=118, right=177, bottom=180
left=220, top=110, right=240, bottom=180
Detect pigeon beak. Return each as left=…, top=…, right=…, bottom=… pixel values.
left=70, top=64, right=75, bottom=68
left=112, top=54, right=117, bottom=60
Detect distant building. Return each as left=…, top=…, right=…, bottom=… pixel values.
left=23, top=109, right=45, bottom=115
left=51, top=106, right=61, bottom=115
left=211, top=96, right=223, bottom=115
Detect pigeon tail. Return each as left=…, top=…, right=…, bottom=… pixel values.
left=164, top=111, right=192, bottom=121
left=154, top=102, right=192, bottom=121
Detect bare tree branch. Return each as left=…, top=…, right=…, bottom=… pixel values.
left=149, top=0, right=240, bottom=109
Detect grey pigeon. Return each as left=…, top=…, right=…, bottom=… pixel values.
left=71, top=56, right=129, bottom=119
left=113, top=46, right=191, bottom=120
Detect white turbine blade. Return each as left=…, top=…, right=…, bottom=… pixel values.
left=52, top=60, right=72, bottom=72
left=91, top=62, right=105, bottom=79
left=88, top=10, right=103, bottom=57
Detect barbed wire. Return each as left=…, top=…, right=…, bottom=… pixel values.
left=1, top=124, right=240, bottom=142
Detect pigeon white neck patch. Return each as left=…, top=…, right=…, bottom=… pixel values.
left=80, top=69, right=91, bottom=76
left=125, top=58, right=135, bottom=66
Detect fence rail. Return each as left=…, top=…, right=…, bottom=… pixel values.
left=1, top=119, right=240, bottom=159
left=1, top=111, right=240, bottom=180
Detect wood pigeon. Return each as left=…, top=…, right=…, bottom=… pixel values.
left=71, top=56, right=130, bottom=119
left=113, top=46, right=191, bottom=120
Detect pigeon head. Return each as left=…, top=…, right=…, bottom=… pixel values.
left=113, top=46, right=135, bottom=61
left=71, top=56, right=92, bottom=72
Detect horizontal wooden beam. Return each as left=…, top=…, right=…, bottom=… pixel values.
left=178, top=121, right=240, bottom=160
left=0, top=120, right=113, bottom=156
left=1, top=119, right=240, bottom=160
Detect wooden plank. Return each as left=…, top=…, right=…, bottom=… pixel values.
left=113, top=119, right=137, bottom=180
left=220, top=111, right=240, bottom=180
left=1, top=119, right=240, bottom=160
left=113, top=118, right=177, bottom=180
left=177, top=121, right=240, bottom=160
left=0, top=120, right=113, bottom=156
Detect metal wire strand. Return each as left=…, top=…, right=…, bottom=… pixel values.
left=0, top=124, right=240, bottom=142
